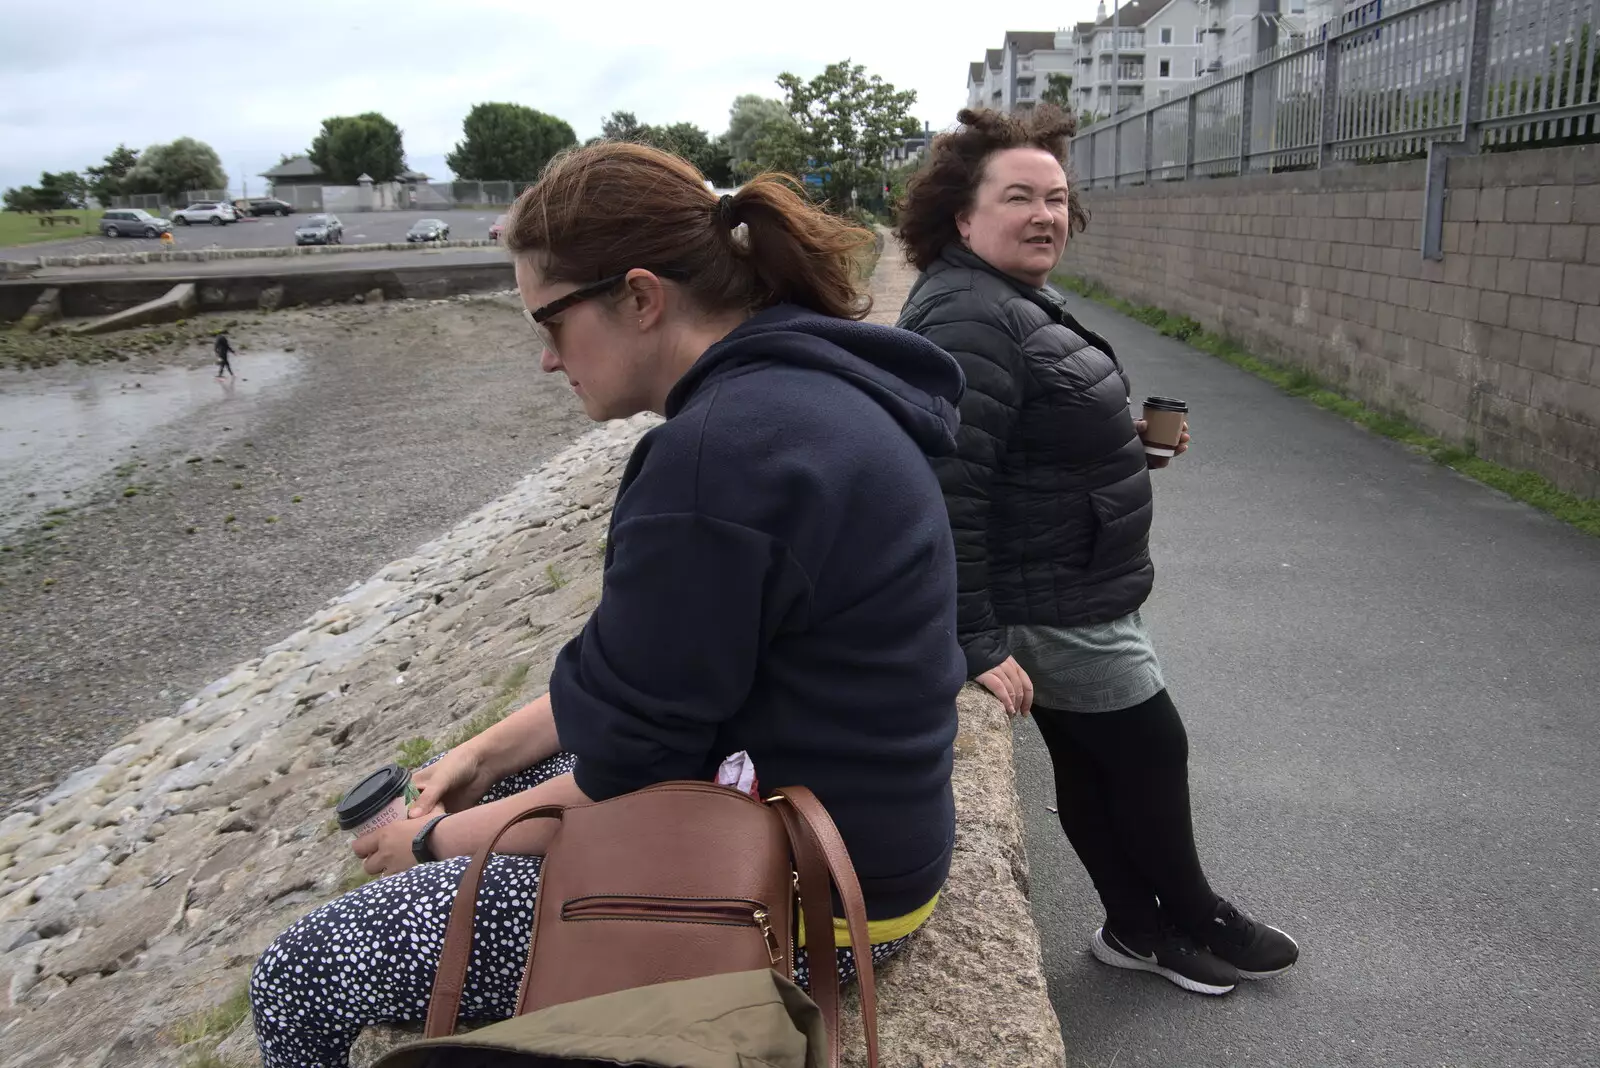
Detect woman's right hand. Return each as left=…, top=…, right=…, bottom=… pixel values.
left=976, top=656, right=1034, bottom=717
left=408, top=745, right=496, bottom=819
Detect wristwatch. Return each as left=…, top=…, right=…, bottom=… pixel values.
left=412, top=813, right=450, bottom=865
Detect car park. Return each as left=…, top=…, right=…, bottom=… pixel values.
left=293, top=214, right=344, bottom=245
left=406, top=218, right=450, bottom=243
left=100, top=209, right=172, bottom=238
left=171, top=201, right=238, bottom=226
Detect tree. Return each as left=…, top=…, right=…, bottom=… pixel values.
left=755, top=60, right=921, bottom=210
left=85, top=144, right=140, bottom=206
left=446, top=103, right=576, bottom=181
left=39, top=171, right=88, bottom=209
left=1042, top=74, right=1075, bottom=110
left=600, top=110, right=647, bottom=142
left=3, top=186, right=41, bottom=211
left=640, top=122, right=734, bottom=185
left=122, top=138, right=227, bottom=200
left=309, top=112, right=405, bottom=184
left=726, top=95, right=793, bottom=166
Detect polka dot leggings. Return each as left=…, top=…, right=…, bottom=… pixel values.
left=250, top=753, right=910, bottom=1068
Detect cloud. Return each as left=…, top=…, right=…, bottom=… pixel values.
left=0, top=0, right=1099, bottom=195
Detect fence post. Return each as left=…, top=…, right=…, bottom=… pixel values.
left=1112, top=116, right=1122, bottom=188
left=1184, top=92, right=1198, bottom=179
left=1457, top=0, right=1494, bottom=141
left=1237, top=68, right=1255, bottom=177
left=1144, top=111, right=1154, bottom=185
left=1316, top=22, right=1343, bottom=169
left=1422, top=0, right=1495, bottom=260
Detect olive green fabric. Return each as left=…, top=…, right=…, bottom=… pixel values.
left=374, top=970, right=826, bottom=1068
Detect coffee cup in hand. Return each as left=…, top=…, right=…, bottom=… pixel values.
left=336, top=763, right=419, bottom=840
left=1141, top=396, right=1188, bottom=458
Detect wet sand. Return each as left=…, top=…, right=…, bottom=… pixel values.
left=0, top=295, right=592, bottom=803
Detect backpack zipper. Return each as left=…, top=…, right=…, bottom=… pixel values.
left=561, top=895, right=783, bottom=965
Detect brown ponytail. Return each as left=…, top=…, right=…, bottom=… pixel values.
left=505, top=141, right=874, bottom=321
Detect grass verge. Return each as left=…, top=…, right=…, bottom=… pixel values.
left=170, top=982, right=251, bottom=1046
left=444, top=663, right=531, bottom=750
left=1054, top=273, right=1600, bottom=538
left=0, top=209, right=106, bottom=248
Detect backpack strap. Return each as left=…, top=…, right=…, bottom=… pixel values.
left=770, top=786, right=878, bottom=1068
left=424, top=804, right=566, bottom=1039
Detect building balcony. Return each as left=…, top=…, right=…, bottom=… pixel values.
left=1095, top=65, right=1146, bottom=82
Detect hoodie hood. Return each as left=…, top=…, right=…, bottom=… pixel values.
left=664, top=303, right=965, bottom=457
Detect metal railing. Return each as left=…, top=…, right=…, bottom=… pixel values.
left=1072, top=0, right=1599, bottom=187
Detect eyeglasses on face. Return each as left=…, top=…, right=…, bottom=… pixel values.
left=521, top=269, right=689, bottom=353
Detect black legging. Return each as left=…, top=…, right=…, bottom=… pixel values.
left=1030, top=689, right=1218, bottom=936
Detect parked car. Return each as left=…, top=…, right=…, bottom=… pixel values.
left=488, top=214, right=508, bottom=242
left=406, top=218, right=450, bottom=243
left=241, top=198, right=294, bottom=217
left=172, top=201, right=238, bottom=226
left=293, top=214, right=344, bottom=245
left=100, top=209, right=172, bottom=238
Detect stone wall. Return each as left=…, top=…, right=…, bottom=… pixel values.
left=1066, top=144, right=1600, bottom=498
left=0, top=259, right=515, bottom=323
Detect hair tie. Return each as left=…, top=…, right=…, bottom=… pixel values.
left=717, top=194, right=737, bottom=228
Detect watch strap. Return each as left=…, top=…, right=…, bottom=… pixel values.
left=412, top=813, right=449, bottom=865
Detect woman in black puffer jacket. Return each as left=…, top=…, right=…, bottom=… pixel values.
left=896, top=107, right=1298, bottom=997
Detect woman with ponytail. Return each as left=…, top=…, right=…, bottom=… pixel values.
left=250, top=142, right=968, bottom=1067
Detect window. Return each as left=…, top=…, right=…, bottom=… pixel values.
left=1195, top=57, right=1205, bottom=76
left=1159, top=59, right=1171, bottom=77
left=1160, top=27, right=1173, bottom=44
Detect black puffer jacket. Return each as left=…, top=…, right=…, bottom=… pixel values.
left=897, top=244, right=1154, bottom=678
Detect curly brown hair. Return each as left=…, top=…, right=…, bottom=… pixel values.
left=894, top=106, right=1089, bottom=272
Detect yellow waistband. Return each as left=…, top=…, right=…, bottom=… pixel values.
left=797, top=892, right=939, bottom=949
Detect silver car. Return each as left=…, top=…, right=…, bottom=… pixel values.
left=294, top=214, right=344, bottom=245
left=171, top=201, right=238, bottom=226
left=100, top=209, right=172, bottom=238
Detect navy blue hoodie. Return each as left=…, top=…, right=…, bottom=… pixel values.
left=549, top=304, right=968, bottom=919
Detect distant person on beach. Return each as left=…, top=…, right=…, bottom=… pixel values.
left=214, top=334, right=235, bottom=378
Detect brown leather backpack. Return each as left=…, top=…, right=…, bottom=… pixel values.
left=419, top=781, right=879, bottom=1068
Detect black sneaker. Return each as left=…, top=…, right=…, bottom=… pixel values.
left=1091, top=923, right=1238, bottom=996
left=1200, top=899, right=1300, bottom=978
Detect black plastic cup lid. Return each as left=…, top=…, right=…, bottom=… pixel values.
left=336, top=763, right=410, bottom=830
left=1144, top=396, right=1189, bottom=412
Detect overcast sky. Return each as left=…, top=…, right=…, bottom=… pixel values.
left=0, top=0, right=1105, bottom=198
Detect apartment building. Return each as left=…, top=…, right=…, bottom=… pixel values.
left=1062, top=0, right=1209, bottom=119
left=966, top=31, right=1079, bottom=115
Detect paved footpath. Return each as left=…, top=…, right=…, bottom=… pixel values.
left=1006, top=291, right=1600, bottom=1067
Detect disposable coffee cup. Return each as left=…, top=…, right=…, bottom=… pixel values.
left=336, top=763, right=418, bottom=839
left=1141, top=396, right=1189, bottom=458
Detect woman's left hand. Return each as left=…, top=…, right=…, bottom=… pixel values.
left=352, top=813, right=439, bottom=877
left=1134, top=418, right=1190, bottom=470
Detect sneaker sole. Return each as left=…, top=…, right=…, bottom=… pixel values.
left=1091, top=928, right=1236, bottom=996
left=1234, top=924, right=1300, bottom=980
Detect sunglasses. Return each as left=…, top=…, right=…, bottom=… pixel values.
left=522, top=273, right=627, bottom=353
left=522, top=269, right=689, bottom=354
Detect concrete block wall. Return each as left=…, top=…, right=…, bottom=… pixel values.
left=1065, top=145, right=1600, bottom=499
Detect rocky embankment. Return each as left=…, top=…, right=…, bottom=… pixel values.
left=0, top=417, right=648, bottom=1066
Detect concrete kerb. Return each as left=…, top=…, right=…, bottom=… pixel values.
left=35, top=238, right=501, bottom=270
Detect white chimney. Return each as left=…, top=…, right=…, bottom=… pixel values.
left=1098, top=1, right=1107, bottom=20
